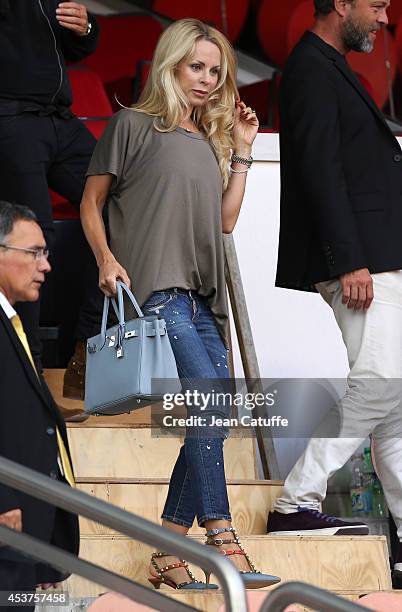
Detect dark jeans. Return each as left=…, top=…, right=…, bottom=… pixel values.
left=0, top=112, right=104, bottom=365
left=142, top=289, right=232, bottom=528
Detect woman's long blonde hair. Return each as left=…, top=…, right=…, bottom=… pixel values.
left=133, top=18, right=238, bottom=190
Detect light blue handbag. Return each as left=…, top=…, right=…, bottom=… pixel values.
left=84, top=281, right=180, bottom=415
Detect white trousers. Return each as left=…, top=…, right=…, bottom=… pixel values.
left=274, top=271, right=402, bottom=538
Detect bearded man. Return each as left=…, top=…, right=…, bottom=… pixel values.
left=267, top=0, right=402, bottom=580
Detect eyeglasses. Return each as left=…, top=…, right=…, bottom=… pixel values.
left=0, top=244, right=50, bottom=260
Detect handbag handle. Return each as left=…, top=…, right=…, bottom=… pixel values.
left=100, top=280, right=144, bottom=340
left=116, top=281, right=144, bottom=321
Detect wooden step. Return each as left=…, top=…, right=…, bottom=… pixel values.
left=45, top=368, right=152, bottom=425
left=63, top=535, right=391, bottom=596
left=67, top=428, right=258, bottom=480
left=76, top=480, right=283, bottom=536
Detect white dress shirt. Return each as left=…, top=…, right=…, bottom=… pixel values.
left=0, top=290, right=16, bottom=319
left=0, top=290, right=66, bottom=477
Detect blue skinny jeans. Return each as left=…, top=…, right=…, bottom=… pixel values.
left=142, top=289, right=232, bottom=528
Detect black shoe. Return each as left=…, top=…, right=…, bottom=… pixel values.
left=267, top=507, right=369, bottom=536
left=393, top=542, right=402, bottom=585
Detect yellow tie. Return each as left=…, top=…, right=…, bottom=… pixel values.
left=11, top=315, right=75, bottom=487
left=11, top=314, right=37, bottom=373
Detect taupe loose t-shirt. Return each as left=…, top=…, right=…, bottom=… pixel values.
left=86, top=109, right=229, bottom=345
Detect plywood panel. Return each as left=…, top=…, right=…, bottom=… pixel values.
left=67, top=428, right=257, bottom=480
left=76, top=481, right=283, bottom=536
left=63, top=535, right=391, bottom=596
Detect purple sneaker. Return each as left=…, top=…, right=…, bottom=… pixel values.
left=267, top=507, right=369, bottom=536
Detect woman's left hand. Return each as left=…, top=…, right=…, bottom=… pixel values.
left=232, top=100, right=259, bottom=150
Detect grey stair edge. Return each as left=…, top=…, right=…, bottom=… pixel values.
left=78, top=534, right=387, bottom=541
left=76, top=477, right=283, bottom=485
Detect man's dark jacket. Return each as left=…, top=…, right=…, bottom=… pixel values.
left=0, top=0, right=99, bottom=115
left=276, top=31, right=402, bottom=291
left=0, top=306, right=79, bottom=582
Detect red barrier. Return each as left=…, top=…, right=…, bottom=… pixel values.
left=257, top=0, right=304, bottom=66
left=388, top=0, right=402, bottom=27
left=152, top=0, right=250, bottom=42
left=68, top=66, right=113, bottom=118
left=80, top=15, right=163, bottom=110
left=394, top=15, right=402, bottom=75
left=51, top=67, right=113, bottom=221
left=286, top=1, right=314, bottom=55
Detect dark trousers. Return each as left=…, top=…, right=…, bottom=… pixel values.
left=0, top=561, right=36, bottom=611
left=0, top=112, right=104, bottom=365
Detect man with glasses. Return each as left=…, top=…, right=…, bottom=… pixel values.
left=0, top=201, right=78, bottom=602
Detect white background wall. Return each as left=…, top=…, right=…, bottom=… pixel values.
left=230, top=134, right=351, bottom=475
left=230, top=132, right=349, bottom=380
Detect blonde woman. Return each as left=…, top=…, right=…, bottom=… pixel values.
left=80, top=18, right=280, bottom=590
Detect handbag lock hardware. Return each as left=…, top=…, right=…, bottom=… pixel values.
left=108, top=330, right=138, bottom=348
left=125, top=330, right=138, bottom=338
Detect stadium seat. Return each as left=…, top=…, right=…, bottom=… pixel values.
left=388, top=0, right=402, bottom=28
left=394, top=15, right=402, bottom=76
left=51, top=66, right=113, bottom=221
left=257, top=0, right=304, bottom=66
left=132, top=60, right=151, bottom=103
left=79, top=14, right=163, bottom=111
left=152, top=0, right=250, bottom=42
left=68, top=65, right=113, bottom=119
left=238, top=71, right=281, bottom=130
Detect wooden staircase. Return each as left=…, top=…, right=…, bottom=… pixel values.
left=45, top=370, right=393, bottom=610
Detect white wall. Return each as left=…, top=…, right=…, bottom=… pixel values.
left=231, top=132, right=349, bottom=380
left=229, top=133, right=355, bottom=477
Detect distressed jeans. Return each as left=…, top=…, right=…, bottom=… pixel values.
left=142, top=289, right=232, bottom=527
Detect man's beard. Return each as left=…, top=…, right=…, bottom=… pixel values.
left=342, top=16, right=377, bottom=53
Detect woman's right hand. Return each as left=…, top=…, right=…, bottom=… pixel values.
left=98, top=258, right=131, bottom=296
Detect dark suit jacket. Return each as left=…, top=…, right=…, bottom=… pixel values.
left=0, top=306, right=79, bottom=582
left=276, top=31, right=402, bottom=291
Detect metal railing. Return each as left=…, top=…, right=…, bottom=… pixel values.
left=0, top=457, right=374, bottom=612
left=0, top=456, right=247, bottom=612
left=260, top=582, right=371, bottom=612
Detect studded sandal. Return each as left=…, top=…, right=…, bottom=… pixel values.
left=205, top=527, right=281, bottom=589
left=148, top=551, right=218, bottom=590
